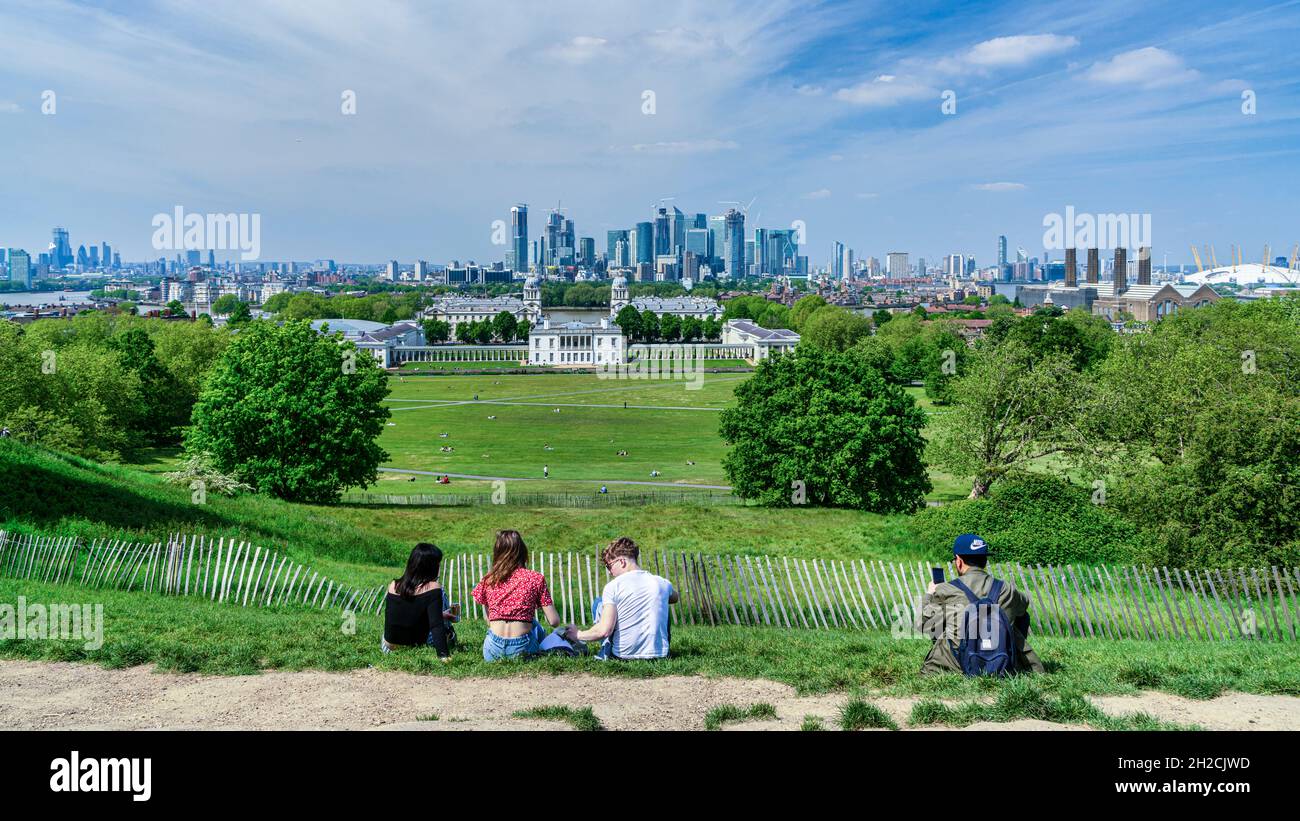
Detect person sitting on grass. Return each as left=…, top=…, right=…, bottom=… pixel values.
left=563, top=537, right=677, bottom=660
left=383, top=543, right=457, bottom=661
left=917, top=534, right=1044, bottom=677
left=472, top=530, right=568, bottom=661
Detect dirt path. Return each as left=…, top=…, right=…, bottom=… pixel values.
left=2, top=660, right=1298, bottom=731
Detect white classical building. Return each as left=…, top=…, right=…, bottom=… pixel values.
left=721, top=319, right=800, bottom=360
left=527, top=316, right=626, bottom=366
left=423, top=294, right=534, bottom=337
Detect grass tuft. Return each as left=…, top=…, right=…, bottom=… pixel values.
left=703, top=701, right=778, bottom=730
left=838, top=698, right=898, bottom=730
left=512, top=705, right=603, bottom=731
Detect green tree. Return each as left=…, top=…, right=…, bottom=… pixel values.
left=640, top=310, right=660, bottom=343
left=799, top=306, right=872, bottom=352
left=515, top=319, right=532, bottom=341
left=789, top=294, right=827, bottom=331
left=226, top=301, right=253, bottom=326
left=681, top=315, right=703, bottom=342
left=421, top=318, right=450, bottom=343
left=614, top=305, right=642, bottom=341
left=260, top=292, right=293, bottom=313
left=659, top=313, right=682, bottom=342
left=491, top=311, right=518, bottom=343
left=212, top=294, right=241, bottom=315
left=456, top=321, right=476, bottom=344
left=927, top=341, right=1092, bottom=498
left=718, top=345, right=930, bottom=511
left=165, top=300, right=186, bottom=317
left=184, top=320, right=391, bottom=503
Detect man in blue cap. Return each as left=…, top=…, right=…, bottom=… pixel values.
left=917, top=533, right=1044, bottom=676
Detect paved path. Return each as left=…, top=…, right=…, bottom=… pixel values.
left=379, top=467, right=733, bottom=490
left=389, top=400, right=724, bottom=412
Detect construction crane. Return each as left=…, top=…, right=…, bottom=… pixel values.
left=718, top=197, right=757, bottom=217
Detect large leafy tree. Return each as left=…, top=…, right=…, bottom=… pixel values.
left=613, top=305, right=642, bottom=341
left=927, top=340, right=1093, bottom=499
left=789, top=294, right=827, bottom=331
left=185, top=320, right=391, bottom=503
left=719, top=345, right=930, bottom=511
left=799, top=305, right=872, bottom=352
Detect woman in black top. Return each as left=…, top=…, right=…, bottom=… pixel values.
left=383, top=543, right=455, bottom=659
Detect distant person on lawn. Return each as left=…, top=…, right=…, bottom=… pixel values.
left=472, top=530, right=567, bottom=661
left=564, top=537, right=677, bottom=659
left=383, top=543, right=457, bottom=660
left=917, top=534, right=1044, bottom=677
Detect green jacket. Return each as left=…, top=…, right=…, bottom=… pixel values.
left=916, top=567, right=1045, bottom=676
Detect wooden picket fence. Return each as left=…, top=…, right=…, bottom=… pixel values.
left=3, top=530, right=1298, bottom=641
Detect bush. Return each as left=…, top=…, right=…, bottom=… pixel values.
left=911, top=474, right=1146, bottom=564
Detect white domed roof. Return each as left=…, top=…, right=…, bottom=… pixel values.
left=1185, top=263, right=1298, bottom=286
left=524, top=274, right=539, bottom=288
left=612, top=274, right=626, bottom=288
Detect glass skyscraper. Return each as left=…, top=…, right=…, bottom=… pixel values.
left=511, top=204, right=528, bottom=272
left=635, top=221, right=654, bottom=265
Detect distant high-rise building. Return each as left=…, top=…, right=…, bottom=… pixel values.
left=386, top=260, right=399, bottom=281
left=613, top=238, right=630, bottom=268
left=693, top=213, right=707, bottom=230
left=207, top=249, right=216, bottom=268
left=578, top=237, right=595, bottom=267
left=89, top=245, right=100, bottom=268
left=635, top=221, right=654, bottom=265
left=653, top=208, right=671, bottom=256
left=945, top=254, right=964, bottom=277
left=9, top=249, right=31, bottom=288
left=685, top=227, right=711, bottom=259
left=887, top=252, right=909, bottom=278
left=723, top=209, right=745, bottom=279
left=102, top=242, right=111, bottom=270
left=77, top=245, right=89, bottom=268
left=186, top=249, right=201, bottom=267
left=606, top=230, right=628, bottom=263
left=669, top=207, right=685, bottom=253
left=51, top=228, right=72, bottom=269
left=832, top=241, right=846, bottom=279
left=510, top=204, right=529, bottom=272
left=754, top=229, right=770, bottom=274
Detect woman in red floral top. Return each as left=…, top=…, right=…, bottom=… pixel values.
left=472, top=530, right=567, bottom=660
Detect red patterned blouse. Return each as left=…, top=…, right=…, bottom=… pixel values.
left=472, top=568, right=553, bottom=622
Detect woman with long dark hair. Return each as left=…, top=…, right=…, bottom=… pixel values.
left=383, top=542, right=456, bottom=659
left=471, top=530, right=565, bottom=660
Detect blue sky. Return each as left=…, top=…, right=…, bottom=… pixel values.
left=2, top=0, right=1298, bottom=267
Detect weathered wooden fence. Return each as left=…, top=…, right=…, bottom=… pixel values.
left=3, top=530, right=1297, bottom=641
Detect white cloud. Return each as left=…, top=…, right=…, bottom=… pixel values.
left=802, top=188, right=832, bottom=199
left=0, top=101, right=20, bottom=114
left=1086, top=47, right=1200, bottom=89
left=962, top=34, right=1079, bottom=69
left=972, top=182, right=1026, bottom=191
left=834, top=74, right=935, bottom=107
left=546, top=35, right=609, bottom=64
left=626, top=139, right=740, bottom=155
left=796, top=84, right=824, bottom=96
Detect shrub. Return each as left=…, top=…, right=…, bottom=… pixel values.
left=910, top=474, right=1146, bottom=564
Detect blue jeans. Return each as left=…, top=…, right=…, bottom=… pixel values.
left=482, top=619, right=546, bottom=661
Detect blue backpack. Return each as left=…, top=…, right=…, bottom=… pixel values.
left=949, top=578, right=1017, bottom=677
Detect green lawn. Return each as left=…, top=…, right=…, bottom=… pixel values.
left=5, top=575, right=1298, bottom=703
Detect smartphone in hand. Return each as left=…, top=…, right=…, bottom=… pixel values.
left=931, top=567, right=945, bottom=585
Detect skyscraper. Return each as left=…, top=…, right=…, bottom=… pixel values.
left=669, top=206, right=685, bottom=253
left=887, top=252, right=909, bottom=278
left=606, top=229, right=628, bottom=263
left=723, top=209, right=745, bottom=279
left=685, top=227, right=711, bottom=259
left=9, top=249, right=31, bottom=288
left=510, top=204, right=528, bottom=272
left=51, top=228, right=72, bottom=269
left=653, top=208, right=671, bottom=256
left=832, top=240, right=845, bottom=279
left=635, top=222, right=654, bottom=265
left=997, top=234, right=1008, bottom=281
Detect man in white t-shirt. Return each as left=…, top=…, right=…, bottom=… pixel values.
left=564, top=537, right=677, bottom=659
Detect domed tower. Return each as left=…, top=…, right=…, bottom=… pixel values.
left=523, top=274, right=542, bottom=320
left=609, top=273, right=629, bottom=317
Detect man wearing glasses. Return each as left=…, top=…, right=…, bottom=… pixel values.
left=564, top=537, right=678, bottom=659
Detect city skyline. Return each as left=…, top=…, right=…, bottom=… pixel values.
left=2, top=0, right=1298, bottom=263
